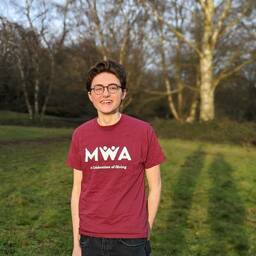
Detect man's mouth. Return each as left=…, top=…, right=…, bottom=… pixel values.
left=100, top=100, right=112, bottom=104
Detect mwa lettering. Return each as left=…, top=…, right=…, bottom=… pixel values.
left=85, top=146, right=131, bottom=162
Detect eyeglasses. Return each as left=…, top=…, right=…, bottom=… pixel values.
left=91, top=83, right=122, bottom=95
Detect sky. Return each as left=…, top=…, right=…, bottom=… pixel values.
left=0, top=0, right=68, bottom=42
left=0, top=0, right=65, bottom=23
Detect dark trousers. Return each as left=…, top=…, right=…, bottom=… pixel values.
left=80, top=235, right=151, bottom=256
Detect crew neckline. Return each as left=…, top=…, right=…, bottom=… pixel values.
left=95, top=114, right=124, bottom=130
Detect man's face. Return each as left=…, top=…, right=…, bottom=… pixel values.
left=88, top=72, right=126, bottom=115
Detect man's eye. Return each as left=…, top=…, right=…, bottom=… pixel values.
left=109, top=85, right=118, bottom=90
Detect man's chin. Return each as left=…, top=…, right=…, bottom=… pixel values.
left=97, top=109, right=120, bottom=115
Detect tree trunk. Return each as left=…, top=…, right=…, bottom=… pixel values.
left=199, top=1, right=215, bottom=122
left=186, top=94, right=199, bottom=123
left=199, top=52, right=215, bottom=121
left=177, top=80, right=183, bottom=117
left=165, top=78, right=181, bottom=122
left=17, top=56, right=33, bottom=119
left=34, top=78, right=40, bottom=120
left=40, top=54, right=55, bottom=121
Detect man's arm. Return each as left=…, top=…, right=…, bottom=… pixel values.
left=145, top=164, right=162, bottom=239
left=71, top=169, right=83, bottom=256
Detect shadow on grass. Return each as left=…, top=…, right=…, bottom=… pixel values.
left=164, top=147, right=205, bottom=255
left=207, top=154, right=249, bottom=256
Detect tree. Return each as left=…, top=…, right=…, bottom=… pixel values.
left=140, top=0, right=256, bottom=122
left=0, top=19, right=23, bottom=110
left=0, top=0, right=73, bottom=120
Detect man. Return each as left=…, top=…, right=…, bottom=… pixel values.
left=66, top=60, right=165, bottom=256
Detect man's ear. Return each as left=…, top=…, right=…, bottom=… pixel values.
left=88, top=91, right=93, bottom=102
left=121, top=90, right=127, bottom=100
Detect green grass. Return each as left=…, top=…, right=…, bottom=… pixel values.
left=154, top=140, right=256, bottom=256
left=0, top=111, right=29, bottom=120
left=0, top=125, right=72, bottom=142
left=0, top=126, right=256, bottom=255
left=0, top=140, right=72, bottom=255
left=1, top=111, right=256, bottom=145
left=0, top=110, right=68, bottom=122
left=0, top=111, right=84, bottom=128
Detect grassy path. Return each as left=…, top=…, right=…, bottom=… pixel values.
left=155, top=140, right=256, bottom=256
left=0, top=129, right=256, bottom=255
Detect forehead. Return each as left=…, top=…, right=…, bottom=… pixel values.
left=92, top=72, right=120, bottom=85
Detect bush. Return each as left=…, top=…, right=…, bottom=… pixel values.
left=152, top=118, right=256, bottom=146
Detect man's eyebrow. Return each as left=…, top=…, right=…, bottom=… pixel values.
left=91, top=84, right=104, bottom=86
left=92, top=83, right=120, bottom=86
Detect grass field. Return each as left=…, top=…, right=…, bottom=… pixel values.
left=0, top=125, right=256, bottom=255
left=0, top=125, right=71, bottom=142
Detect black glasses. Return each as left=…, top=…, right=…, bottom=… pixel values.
left=91, top=83, right=122, bottom=95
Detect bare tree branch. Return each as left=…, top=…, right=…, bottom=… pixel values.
left=214, top=58, right=254, bottom=88
left=144, top=0, right=202, bottom=57
left=143, top=88, right=182, bottom=96
left=90, top=0, right=108, bottom=60
left=212, top=0, right=232, bottom=46
left=218, top=2, right=252, bottom=40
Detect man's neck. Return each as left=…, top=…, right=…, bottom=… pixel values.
left=97, top=112, right=122, bottom=126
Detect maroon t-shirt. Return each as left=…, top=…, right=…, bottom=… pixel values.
left=66, top=114, right=165, bottom=238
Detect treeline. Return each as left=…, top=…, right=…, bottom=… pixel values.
left=0, top=0, right=255, bottom=122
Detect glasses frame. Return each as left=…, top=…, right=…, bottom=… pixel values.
left=90, top=83, right=122, bottom=95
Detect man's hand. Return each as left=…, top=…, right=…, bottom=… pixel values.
left=146, top=164, right=162, bottom=241
left=147, top=222, right=152, bottom=240
left=72, top=246, right=81, bottom=256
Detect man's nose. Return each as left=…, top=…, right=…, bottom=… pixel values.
left=102, top=87, right=110, bottom=96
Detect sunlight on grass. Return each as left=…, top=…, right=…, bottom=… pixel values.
left=0, top=134, right=256, bottom=255
left=0, top=125, right=72, bottom=141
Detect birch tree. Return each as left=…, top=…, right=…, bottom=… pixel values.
left=0, top=17, right=34, bottom=118
left=141, top=0, right=256, bottom=122
left=149, top=1, right=200, bottom=122
left=2, top=0, right=72, bottom=120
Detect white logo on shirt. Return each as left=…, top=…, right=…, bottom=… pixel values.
left=85, top=146, right=131, bottom=162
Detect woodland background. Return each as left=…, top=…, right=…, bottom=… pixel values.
left=1, top=1, right=256, bottom=255
left=0, top=0, right=255, bottom=123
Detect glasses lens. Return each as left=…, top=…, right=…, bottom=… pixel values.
left=93, top=85, right=103, bottom=94
left=92, top=84, right=121, bottom=94
left=108, top=84, right=119, bottom=93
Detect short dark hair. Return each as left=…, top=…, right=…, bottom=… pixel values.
left=86, top=60, right=126, bottom=92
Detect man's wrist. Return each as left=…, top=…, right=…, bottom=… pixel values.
left=73, top=234, right=80, bottom=247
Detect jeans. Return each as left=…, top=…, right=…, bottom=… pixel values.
left=80, top=235, right=151, bottom=256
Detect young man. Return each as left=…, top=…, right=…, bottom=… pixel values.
left=66, top=60, right=165, bottom=256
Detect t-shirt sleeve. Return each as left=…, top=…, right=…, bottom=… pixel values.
left=66, top=129, right=82, bottom=171
left=144, top=126, right=165, bottom=169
